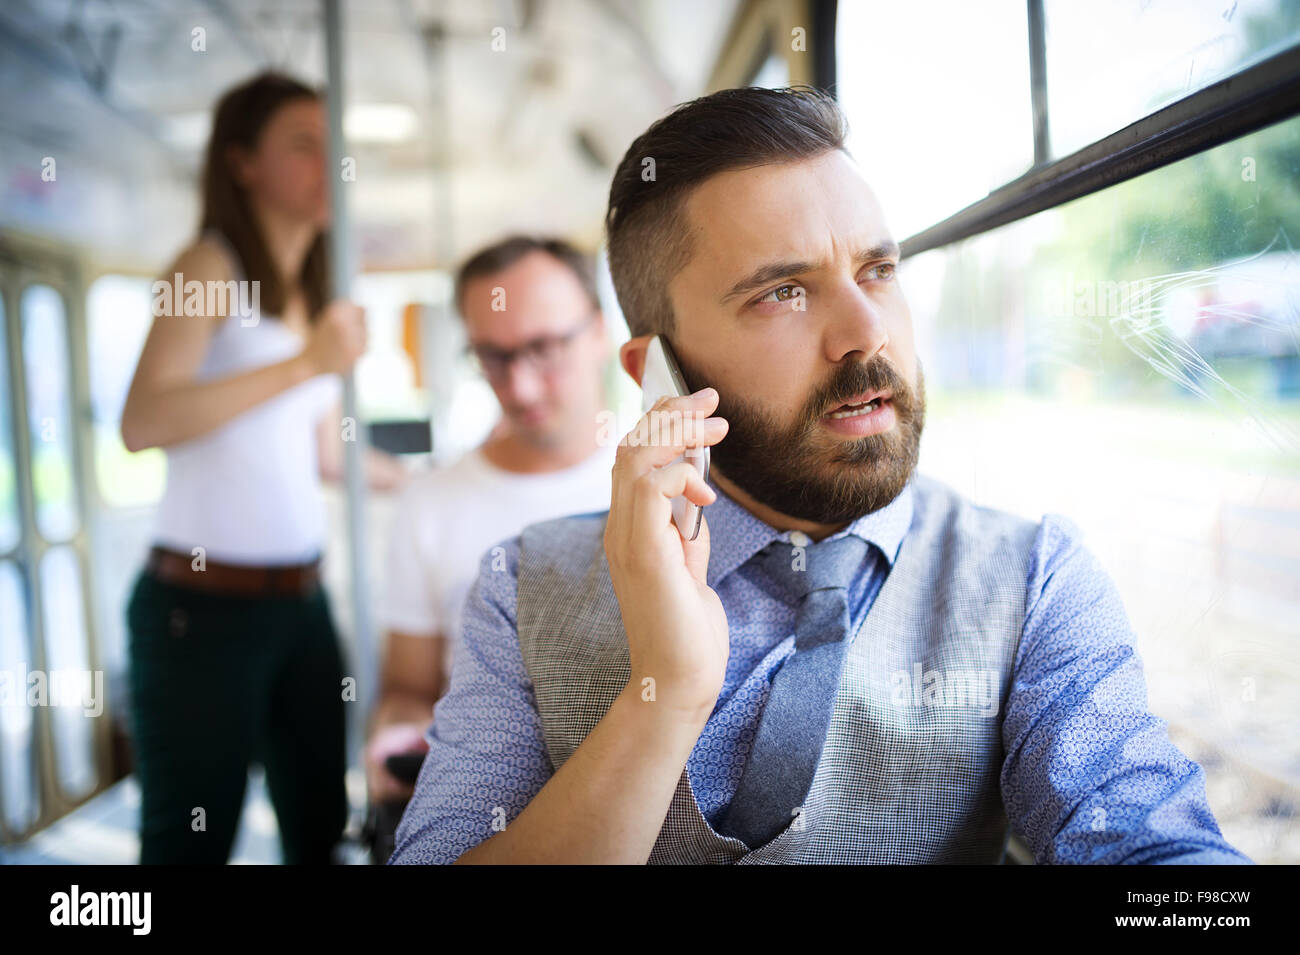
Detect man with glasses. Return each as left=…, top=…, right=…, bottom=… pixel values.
left=364, top=236, right=616, bottom=815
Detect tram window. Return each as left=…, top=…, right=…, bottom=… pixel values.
left=20, top=285, right=79, bottom=541
left=837, top=0, right=1034, bottom=239
left=0, top=293, right=16, bottom=552
left=897, top=113, right=1300, bottom=863
left=348, top=270, right=496, bottom=464
left=39, top=546, right=95, bottom=800
left=1045, top=0, right=1300, bottom=159
left=0, top=559, right=37, bottom=835
left=350, top=271, right=439, bottom=422
left=86, top=275, right=165, bottom=508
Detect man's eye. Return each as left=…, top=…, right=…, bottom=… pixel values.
left=527, top=340, right=558, bottom=361
left=756, top=284, right=803, bottom=304
left=864, top=262, right=897, bottom=281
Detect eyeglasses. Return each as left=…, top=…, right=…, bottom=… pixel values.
left=464, top=312, right=597, bottom=382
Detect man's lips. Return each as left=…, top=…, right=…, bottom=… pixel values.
left=826, top=390, right=892, bottom=414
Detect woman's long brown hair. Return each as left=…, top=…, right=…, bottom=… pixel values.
left=200, top=71, right=330, bottom=322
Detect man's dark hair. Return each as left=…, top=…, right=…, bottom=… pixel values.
left=605, top=86, right=849, bottom=339
left=454, top=235, right=599, bottom=316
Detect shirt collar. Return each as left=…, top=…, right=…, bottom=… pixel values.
left=703, top=469, right=915, bottom=590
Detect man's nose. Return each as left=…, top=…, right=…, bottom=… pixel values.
left=499, top=358, right=546, bottom=404
left=825, top=283, right=890, bottom=362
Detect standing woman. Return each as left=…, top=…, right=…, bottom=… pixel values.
left=121, top=72, right=398, bottom=864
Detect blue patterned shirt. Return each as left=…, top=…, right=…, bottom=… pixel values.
left=391, top=471, right=1251, bottom=865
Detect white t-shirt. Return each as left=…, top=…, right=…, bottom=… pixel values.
left=380, top=442, right=617, bottom=677
left=153, top=315, right=340, bottom=564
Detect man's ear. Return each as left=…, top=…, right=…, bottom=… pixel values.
left=619, top=335, right=654, bottom=387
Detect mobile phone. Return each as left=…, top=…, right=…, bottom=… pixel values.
left=640, top=335, right=711, bottom=541
left=384, top=752, right=425, bottom=785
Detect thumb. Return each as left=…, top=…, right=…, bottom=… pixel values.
left=682, top=510, right=711, bottom=584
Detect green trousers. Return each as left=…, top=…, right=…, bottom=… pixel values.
left=126, top=568, right=349, bottom=864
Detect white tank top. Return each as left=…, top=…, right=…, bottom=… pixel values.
left=151, top=232, right=341, bottom=565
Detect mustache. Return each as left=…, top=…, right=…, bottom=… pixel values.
left=805, top=358, right=911, bottom=422
left=674, top=347, right=912, bottom=431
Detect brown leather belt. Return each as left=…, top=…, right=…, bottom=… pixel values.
left=146, top=546, right=321, bottom=598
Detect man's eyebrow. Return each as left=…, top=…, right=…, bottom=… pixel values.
left=720, top=259, right=818, bottom=303
left=720, top=239, right=901, bottom=304
left=861, top=239, right=901, bottom=262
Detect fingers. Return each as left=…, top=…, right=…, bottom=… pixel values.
left=682, top=509, right=711, bottom=581
left=606, top=389, right=727, bottom=555
left=325, top=301, right=366, bottom=368
left=369, top=722, right=429, bottom=754
left=609, top=389, right=725, bottom=525
left=614, top=389, right=728, bottom=474
left=642, top=457, right=716, bottom=507
left=627, top=458, right=716, bottom=552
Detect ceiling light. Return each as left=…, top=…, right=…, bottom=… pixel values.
left=344, top=103, right=419, bottom=143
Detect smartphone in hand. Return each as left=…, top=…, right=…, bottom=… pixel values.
left=640, top=335, right=711, bottom=541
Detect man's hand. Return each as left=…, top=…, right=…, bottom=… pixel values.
left=365, top=722, right=430, bottom=803
left=604, top=387, right=730, bottom=717
left=452, top=388, right=730, bottom=863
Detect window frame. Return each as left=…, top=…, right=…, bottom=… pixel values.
left=896, top=6, right=1300, bottom=257
left=0, top=238, right=110, bottom=845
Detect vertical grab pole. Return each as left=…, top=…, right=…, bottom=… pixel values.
left=1027, top=0, right=1051, bottom=166
left=323, top=0, right=375, bottom=753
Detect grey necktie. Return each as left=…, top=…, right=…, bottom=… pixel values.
left=716, top=532, right=870, bottom=848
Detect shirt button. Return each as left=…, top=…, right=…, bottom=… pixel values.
left=789, top=530, right=811, bottom=547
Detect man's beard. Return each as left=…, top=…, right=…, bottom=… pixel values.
left=674, top=350, right=926, bottom=524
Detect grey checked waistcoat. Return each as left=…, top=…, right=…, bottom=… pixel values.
left=515, top=472, right=1040, bottom=864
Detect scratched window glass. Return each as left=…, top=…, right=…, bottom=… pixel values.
left=1045, top=0, right=1300, bottom=158
left=902, top=113, right=1300, bottom=864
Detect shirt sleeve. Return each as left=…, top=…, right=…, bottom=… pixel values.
left=1000, top=513, right=1253, bottom=865
left=379, top=480, right=443, bottom=637
left=388, top=535, right=554, bottom=864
